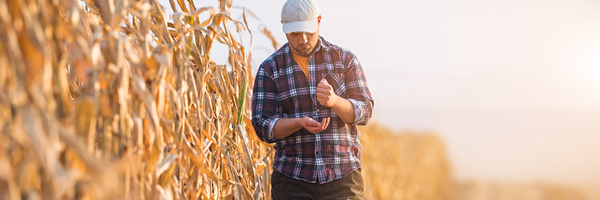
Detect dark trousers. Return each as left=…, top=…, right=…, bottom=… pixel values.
left=271, top=169, right=364, bottom=200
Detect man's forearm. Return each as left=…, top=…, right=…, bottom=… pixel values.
left=272, top=118, right=303, bottom=139
left=331, top=97, right=355, bottom=124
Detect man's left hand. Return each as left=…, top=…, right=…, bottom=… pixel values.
left=317, top=79, right=339, bottom=107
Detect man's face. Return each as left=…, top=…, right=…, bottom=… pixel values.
left=285, top=16, right=321, bottom=57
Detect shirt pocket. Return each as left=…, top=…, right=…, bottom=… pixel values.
left=277, top=72, right=312, bottom=117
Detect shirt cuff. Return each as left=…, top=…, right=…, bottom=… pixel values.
left=268, top=118, right=280, bottom=140
left=347, top=99, right=362, bottom=124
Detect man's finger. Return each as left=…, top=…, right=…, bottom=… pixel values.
left=317, top=82, right=331, bottom=89
left=316, top=95, right=326, bottom=101
left=316, top=88, right=330, bottom=94
left=321, top=117, right=330, bottom=130
left=316, top=96, right=324, bottom=101
left=310, top=120, right=321, bottom=127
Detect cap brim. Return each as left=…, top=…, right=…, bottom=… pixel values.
left=282, top=18, right=318, bottom=34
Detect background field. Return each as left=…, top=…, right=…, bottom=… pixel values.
left=359, top=123, right=599, bottom=200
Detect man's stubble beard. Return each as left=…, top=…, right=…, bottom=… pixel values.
left=292, top=44, right=314, bottom=57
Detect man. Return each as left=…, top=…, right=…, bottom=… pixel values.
left=251, top=0, right=374, bottom=199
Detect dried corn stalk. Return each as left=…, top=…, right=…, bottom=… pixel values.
left=0, top=0, right=276, bottom=199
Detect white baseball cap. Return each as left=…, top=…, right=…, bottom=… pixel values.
left=281, top=0, right=320, bottom=34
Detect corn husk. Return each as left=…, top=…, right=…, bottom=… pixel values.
left=0, top=0, right=275, bottom=199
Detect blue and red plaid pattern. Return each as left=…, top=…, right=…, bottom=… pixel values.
left=252, top=36, right=374, bottom=184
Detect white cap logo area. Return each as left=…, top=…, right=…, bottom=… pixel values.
left=281, top=0, right=320, bottom=34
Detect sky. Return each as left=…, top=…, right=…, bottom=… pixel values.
left=159, top=0, right=600, bottom=186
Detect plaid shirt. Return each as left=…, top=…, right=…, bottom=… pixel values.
left=252, top=36, right=374, bottom=184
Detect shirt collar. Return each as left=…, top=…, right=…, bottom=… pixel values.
left=315, top=36, right=329, bottom=51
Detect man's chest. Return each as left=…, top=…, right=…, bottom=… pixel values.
left=275, top=62, right=348, bottom=115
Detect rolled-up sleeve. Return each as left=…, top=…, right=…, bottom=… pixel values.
left=251, top=64, right=282, bottom=143
left=344, top=55, right=374, bottom=126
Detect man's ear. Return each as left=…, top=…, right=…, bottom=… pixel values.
left=317, top=15, right=321, bottom=24
left=281, top=20, right=284, bottom=24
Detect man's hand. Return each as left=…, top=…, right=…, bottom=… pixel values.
left=300, top=117, right=330, bottom=134
left=317, top=79, right=339, bottom=107
left=272, top=117, right=330, bottom=139
left=316, top=78, right=356, bottom=124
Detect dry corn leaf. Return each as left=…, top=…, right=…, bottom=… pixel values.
left=0, top=0, right=280, bottom=199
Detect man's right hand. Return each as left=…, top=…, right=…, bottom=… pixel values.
left=300, top=117, right=330, bottom=134
left=273, top=117, right=331, bottom=139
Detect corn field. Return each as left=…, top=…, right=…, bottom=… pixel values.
left=0, top=0, right=278, bottom=199
left=358, top=124, right=597, bottom=200
left=359, top=124, right=456, bottom=200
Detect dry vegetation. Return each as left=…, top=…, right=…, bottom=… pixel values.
left=359, top=123, right=456, bottom=200
left=359, top=124, right=599, bottom=200
left=0, top=0, right=278, bottom=199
